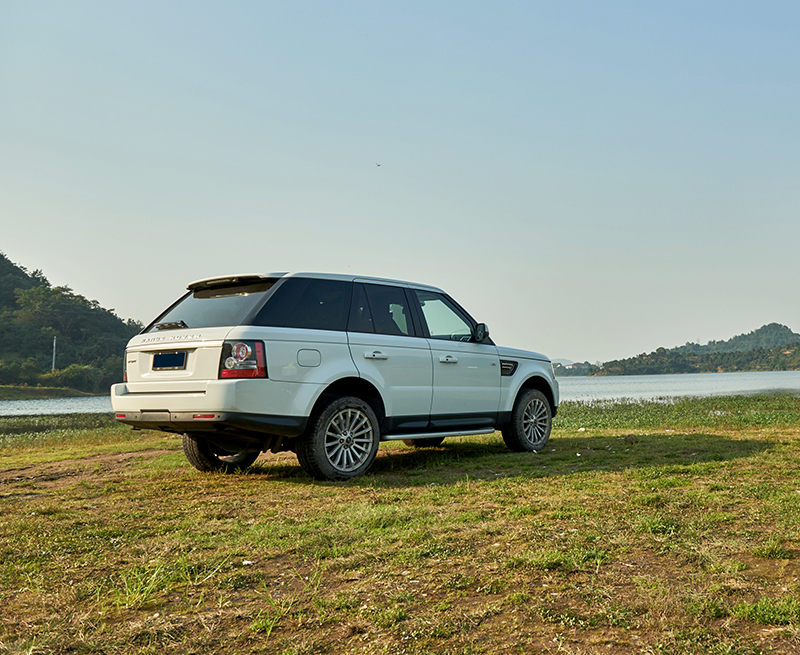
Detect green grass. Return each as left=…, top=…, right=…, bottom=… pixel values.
left=0, top=412, right=120, bottom=439
left=554, top=393, right=800, bottom=431
left=1, top=395, right=800, bottom=654
left=733, top=597, right=800, bottom=625
left=0, top=413, right=154, bottom=464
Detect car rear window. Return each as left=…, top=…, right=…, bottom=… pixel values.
left=146, top=282, right=276, bottom=332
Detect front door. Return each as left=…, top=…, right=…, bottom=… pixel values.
left=412, top=289, right=500, bottom=430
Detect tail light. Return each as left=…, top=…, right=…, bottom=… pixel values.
left=219, top=340, right=267, bottom=379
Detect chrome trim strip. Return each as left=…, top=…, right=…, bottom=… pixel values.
left=381, top=428, right=495, bottom=441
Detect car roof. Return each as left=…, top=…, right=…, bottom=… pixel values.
left=186, top=272, right=444, bottom=293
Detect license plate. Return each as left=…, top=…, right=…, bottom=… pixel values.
left=152, top=351, right=187, bottom=371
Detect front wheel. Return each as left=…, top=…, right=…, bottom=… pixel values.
left=182, top=434, right=261, bottom=473
left=501, top=389, right=552, bottom=452
left=297, top=396, right=380, bottom=481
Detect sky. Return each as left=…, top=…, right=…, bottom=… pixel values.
left=1, top=1, right=798, bottom=363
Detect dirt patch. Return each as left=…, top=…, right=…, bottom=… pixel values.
left=738, top=553, right=800, bottom=588
left=0, top=449, right=175, bottom=489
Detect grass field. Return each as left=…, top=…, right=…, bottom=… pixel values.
left=1, top=395, right=800, bottom=654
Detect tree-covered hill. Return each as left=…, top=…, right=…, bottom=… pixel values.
left=672, top=323, right=800, bottom=355
left=597, top=323, right=800, bottom=376
left=0, top=252, right=141, bottom=392
left=555, top=323, right=800, bottom=377
left=600, top=342, right=800, bottom=376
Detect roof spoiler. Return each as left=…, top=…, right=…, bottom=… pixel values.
left=186, top=274, right=286, bottom=292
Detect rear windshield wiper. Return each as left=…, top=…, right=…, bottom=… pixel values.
left=153, top=320, right=189, bottom=331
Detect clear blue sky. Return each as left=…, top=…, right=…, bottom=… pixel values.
left=1, top=1, right=798, bottom=362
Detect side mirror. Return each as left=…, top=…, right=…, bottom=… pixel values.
left=473, top=323, right=490, bottom=343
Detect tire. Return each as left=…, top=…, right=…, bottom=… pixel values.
left=402, top=437, right=445, bottom=448
left=182, top=433, right=261, bottom=473
left=297, top=396, right=380, bottom=481
left=501, top=389, right=552, bottom=452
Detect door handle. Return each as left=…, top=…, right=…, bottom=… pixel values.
left=439, top=355, right=458, bottom=364
left=364, top=351, right=389, bottom=360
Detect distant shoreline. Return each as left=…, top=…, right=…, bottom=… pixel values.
left=0, top=385, right=99, bottom=401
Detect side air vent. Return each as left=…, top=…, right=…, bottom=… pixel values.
left=500, top=360, right=518, bottom=377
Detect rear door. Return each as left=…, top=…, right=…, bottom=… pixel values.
left=124, top=326, right=233, bottom=386
left=124, top=280, right=278, bottom=387
left=347, top=282, right=433, bottom=433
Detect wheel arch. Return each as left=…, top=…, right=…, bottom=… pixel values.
left=514, top=375, right=557, bottom=417
left=308, top=377, right=386, bottom=429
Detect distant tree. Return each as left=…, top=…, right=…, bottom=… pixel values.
left=0, top=252, right=142, bottom=391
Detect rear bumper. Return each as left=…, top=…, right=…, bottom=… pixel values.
left=111, top=378, right=322, bottom=426
left=110, top=380, right=314, bottom=447
left=114, top=410, right=307, bottom=439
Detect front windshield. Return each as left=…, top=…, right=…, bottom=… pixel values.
left=145, top=282, right=276, bottom=332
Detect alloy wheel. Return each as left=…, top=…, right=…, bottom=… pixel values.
left=324, top=408, right=375, bottom=472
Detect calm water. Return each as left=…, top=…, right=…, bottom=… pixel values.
left=1, top=371, right=799, bottom=416
left=0, top=395, right=113, bottom=417
left=558, top=370, right=800, bottom=402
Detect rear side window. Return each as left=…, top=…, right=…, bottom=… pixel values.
left=146, top=282, right=276, bottom=332
left=348, top=283, right=374, bottom=333
left=253, top=278, right=351, bottom=331
left=359, top=284, right=414, bottom=336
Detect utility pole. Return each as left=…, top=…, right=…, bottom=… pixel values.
left=52, top=336, right=57, bottom=372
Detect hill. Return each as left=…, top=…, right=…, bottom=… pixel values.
left=0, top=252, right=141, bottom=392
left=598, top=323, right=800, bottom=376
left=672, top=323, right=800, bottom=355
left=554, top=324, right=800, bottom=377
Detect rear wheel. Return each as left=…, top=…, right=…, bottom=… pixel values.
left=402, top=437, right=445, bottom=448
left=501, top=389, right=552, bottom=452
left=297, top=396, right=380, bottom=481
left=182, top=434, right=261, bottom=473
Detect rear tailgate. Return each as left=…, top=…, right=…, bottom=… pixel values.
left=124, top=327, right=233, bottom=384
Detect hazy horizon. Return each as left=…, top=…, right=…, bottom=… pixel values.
left=4, top=249, right=797, bottom=365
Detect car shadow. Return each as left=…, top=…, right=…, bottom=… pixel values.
left=248, top=431, right=772, bottom=486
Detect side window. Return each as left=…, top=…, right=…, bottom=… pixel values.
left=414, top=290, right=473, bottom=341
left=348, top=283, right=374, bottom=333
left=253, top=278, right=351, bottom=331
left=362, top=284, right=413, bottom=337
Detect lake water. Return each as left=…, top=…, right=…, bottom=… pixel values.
left=1, top=371, right=799, bottom=416
left=558, top=370, right=800, bottom=402
left=0, top=395, right=114, bottom=417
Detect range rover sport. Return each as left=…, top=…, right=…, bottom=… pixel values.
left=111, top=273, right=559, bottom=480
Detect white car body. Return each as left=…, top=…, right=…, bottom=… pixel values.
left=112, top=273, right=558, bottom=478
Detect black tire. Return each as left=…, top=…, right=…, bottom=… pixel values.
left=182, top=433, right=261, bottom=473
left=296, top=396, right=380, bottom=481
left=402, top=437, right=445, bottom=448
left=501, top=389, right=552, bottom=452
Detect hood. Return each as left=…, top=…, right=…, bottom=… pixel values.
left=496, top=345, right=551, bottom=363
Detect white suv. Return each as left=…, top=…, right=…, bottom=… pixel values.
left=112, top=273, right=558, bottom=480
